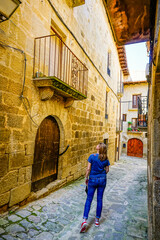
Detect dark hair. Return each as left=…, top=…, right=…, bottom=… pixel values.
left=99, top=143, right=108, bottom=161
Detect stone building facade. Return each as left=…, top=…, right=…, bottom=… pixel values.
left=0, top=0, right=127, bottom=210
left=121, top=80, right=148, bottom=158
left=148, top=1, right=160, bottom=239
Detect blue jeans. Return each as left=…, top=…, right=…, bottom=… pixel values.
left=83, top=177, right=106, bottom=219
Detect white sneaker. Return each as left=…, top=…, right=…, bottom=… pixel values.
left=80, top=221, right=87, bottom=233
left=95, top=219, right=99, bottom=227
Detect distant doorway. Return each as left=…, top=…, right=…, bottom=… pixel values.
left=32, top=116, right=60, bottom=191
left=127, top=138, right=143, bottom=158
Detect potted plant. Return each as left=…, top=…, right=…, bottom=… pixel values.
left=128, top=122, right=132, bottom=131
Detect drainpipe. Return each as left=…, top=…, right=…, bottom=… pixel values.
left=118, top=70, right=123, bottom=160
left=118, top=98, right=121, bottom=161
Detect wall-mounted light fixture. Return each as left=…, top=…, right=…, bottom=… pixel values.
left=0, top=0, right=21, bottom=22
left=66, top=0, right=85, bottom=8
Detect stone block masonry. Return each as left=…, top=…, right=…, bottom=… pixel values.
left=9, top=182, right=31, bottom=207
left=0, top=0, right=122, bottom=210
left=0, top=171, right=18, bottom=195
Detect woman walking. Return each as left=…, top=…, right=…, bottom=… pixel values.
left=80, top=143, right=110, bottom=233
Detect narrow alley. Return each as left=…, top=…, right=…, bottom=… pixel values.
left=0, top=156, right=148, bottom=240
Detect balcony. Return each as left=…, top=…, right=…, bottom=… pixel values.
left=116, top=119, right=123, bottom=133
left=127, top=126, right=143, bottom=134
left=137, top=96, right=148, bottom=130
left=117, top=70, right=124, bottom=99
left=117, top=81, right=124, bottom=99
left=33, top=34, right=88, bottom=102
left=127, top=120, right=143, bottom=133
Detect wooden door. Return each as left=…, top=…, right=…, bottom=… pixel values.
left=32, top=116, right=60, bottom=191
left=127, top=138, right=143, bottom=158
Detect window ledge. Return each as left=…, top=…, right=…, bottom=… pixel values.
left=127, top=131, right=143, bottom=134
left=128, top=108, right=138, bottom=111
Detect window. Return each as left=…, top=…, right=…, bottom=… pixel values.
left=122, top=114, right=127, bottom=121
left=107, top=51, right=111, bottom=76
left=132, top=118, right=138, bottom=128
left=105, top=91, right=108, bottom=119
left=104, top=139, right=108, bottom=149
left=50, top=26, right=63, bottom=77
left=132, top=94, right=141, bottom=108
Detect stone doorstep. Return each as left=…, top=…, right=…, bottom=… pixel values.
left=27, top=179, right=67, bottom=202
left=0, top=174, right=84, bottom=215
left=27, top=175, right=85, bottom=203
left=0, top=178, right=67, bottom=215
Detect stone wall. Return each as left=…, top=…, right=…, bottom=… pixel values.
left=148, top=72, right=160, bottom=240
left=148, top=2, right=160, bottom=237
left=0, top=0, right=122, bottom=210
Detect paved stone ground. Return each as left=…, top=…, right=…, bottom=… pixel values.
left=0, top=156, right=148, bottom=240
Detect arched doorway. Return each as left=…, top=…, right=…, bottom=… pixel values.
left=32, top=116, right=60, bottom=191
left=127, top=138, right=143, bottom=158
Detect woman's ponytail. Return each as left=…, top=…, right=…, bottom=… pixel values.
left=99, top=143, right=108, bottom=161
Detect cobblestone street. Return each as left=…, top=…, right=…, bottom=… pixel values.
left=0, top=156, right=148, bottom=240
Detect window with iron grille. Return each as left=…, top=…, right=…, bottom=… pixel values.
left=122, top=114, right=127, bottom=121
left=132, top=94, right=141, bottom=108
left=132, top=118, right=138, bottom=128
left=138, top=96, right=148, bottom=127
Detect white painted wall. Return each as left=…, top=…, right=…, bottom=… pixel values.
left=121, top=81, right=148, bottom=157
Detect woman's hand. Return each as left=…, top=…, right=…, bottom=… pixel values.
left=85, top=162, right=91, bottom=185
left=106, top=166, right=109, bottom=174
left=85, top=178, right=89, bottom=185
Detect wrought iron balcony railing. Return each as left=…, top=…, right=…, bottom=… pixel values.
left=138, top=96, right=148, bottom=128
left=122, top=101, right=138, bottom=110
left=117, top=70, right=123, bottom=98
left=117, top=81, right=124, bottom=98
left=116, top=119, right=123, bottom=132
left=33, top=34, right=88, bottom=100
